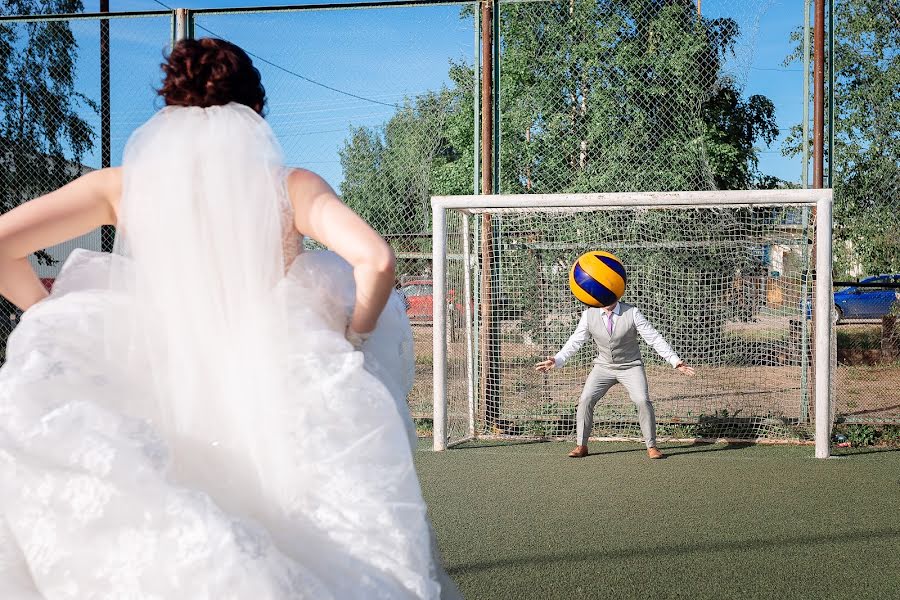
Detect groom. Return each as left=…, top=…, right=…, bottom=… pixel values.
left=535, top=299, right=695, bottom=459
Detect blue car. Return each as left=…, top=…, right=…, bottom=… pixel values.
left=833, top=274, right=900, bottom=321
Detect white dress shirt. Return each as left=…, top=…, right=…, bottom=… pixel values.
left=554, top=302, right=681, bottom=368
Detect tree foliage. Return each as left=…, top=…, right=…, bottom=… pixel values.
left=0, top=0, right=94, bottom=352
left=339, top=62, right=474, bottom=256
left=496, top=0, right=777, bottom=194
left=0, top=0, right=95, bottom=214
left=783, top=0, right=900, bottom=276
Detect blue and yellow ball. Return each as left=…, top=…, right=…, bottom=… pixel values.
left=568, top=251, right=627, bottom=307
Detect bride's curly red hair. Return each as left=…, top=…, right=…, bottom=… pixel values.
left=158, top=38, right=266, bottom=115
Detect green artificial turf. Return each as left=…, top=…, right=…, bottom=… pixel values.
left=415, top=440, right=900, bottom=600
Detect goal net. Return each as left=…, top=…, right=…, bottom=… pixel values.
left=431, top=190, right=834, bottom=456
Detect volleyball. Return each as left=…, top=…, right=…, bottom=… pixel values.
left=568, top=251, right=627, bottom=307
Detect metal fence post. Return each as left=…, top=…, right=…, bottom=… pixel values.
left=100, top=0, right=114, bottom=253
left=174, top=8, right=193, bottom=43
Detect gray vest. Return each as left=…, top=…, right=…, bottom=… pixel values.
left=586, top=302, right=643, bottom=369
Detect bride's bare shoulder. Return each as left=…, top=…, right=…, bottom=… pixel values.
left=284, top=168, right=347, bottom=237
left=285, top=168, right=336, bottom=204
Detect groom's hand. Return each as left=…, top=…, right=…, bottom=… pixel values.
left=534, top=356, right=556, bottom=373
left=676, top=361, right=696, bottom=376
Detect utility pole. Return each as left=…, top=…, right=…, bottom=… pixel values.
left=479, top=0, right=499, bottom=430
left=813, top=0, right=824, bottom=189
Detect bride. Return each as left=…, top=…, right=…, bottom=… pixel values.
left=0, top=38, right=459, bottom=599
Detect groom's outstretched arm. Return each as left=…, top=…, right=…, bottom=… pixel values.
left=632, top=307, right=681, bottom=368
left=553, top=311, right=591, bottom=368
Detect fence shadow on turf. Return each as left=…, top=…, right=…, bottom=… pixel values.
left=446, top=527, right=900, bottom=576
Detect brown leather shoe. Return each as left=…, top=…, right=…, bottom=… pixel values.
left=568, top=445, right=589, bottom=458
left=647, top=447, right=664, bottom=459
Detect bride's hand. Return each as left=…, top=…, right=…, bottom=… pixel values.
left=346, top=326, right=372, bottom=350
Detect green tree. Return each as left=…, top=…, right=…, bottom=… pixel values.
left=702, top=87, right=779, bottom=190
left=783, top=0, right=900, bottom=276
left=339, top=62, right=475, bottom=258
left=0, top=0, right=96, bottom=358
left=0, top=0, right=95, bottom=213
left=497, top=0, right=778, bottom=194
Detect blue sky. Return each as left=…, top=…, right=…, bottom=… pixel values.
left=73, top=0, right=809, bottom=189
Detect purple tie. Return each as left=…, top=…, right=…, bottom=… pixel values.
left=607, top=313, right=614, bottom=335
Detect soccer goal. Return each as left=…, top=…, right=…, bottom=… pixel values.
left=431, top=190, right=834, bottom=458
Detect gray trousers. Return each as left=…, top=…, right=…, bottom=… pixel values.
left=576, top=364, right=656, bottom=448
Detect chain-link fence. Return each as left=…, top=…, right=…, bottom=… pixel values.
left=826, top=0, right=900, bottom=447
left=0, top=9, right=171, bottom=362
left=0, top=1, right=896, bottom=446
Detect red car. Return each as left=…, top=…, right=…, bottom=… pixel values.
left=399, top=279, right=463, bottom=323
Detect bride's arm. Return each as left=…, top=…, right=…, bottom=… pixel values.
left=0, top=168, right=119, bottom=310
left=287, top=168, right=395, bottom=335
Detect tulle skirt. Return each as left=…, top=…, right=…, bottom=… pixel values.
left=0, top=249, right=452, bottom=599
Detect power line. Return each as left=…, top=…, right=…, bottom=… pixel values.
left=147, top=0, right=403, bottom=109
left=194, top=22, right=403, bottom=109
left=751, top=66, right=803, bottom=73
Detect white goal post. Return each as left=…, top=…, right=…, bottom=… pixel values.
left=431, top=189, right=834, bottom=458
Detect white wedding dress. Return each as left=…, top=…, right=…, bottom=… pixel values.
left=0, top=104, right=454, bottom=599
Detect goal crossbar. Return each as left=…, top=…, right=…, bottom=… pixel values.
left=433, top=189, right=832, bottom=213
